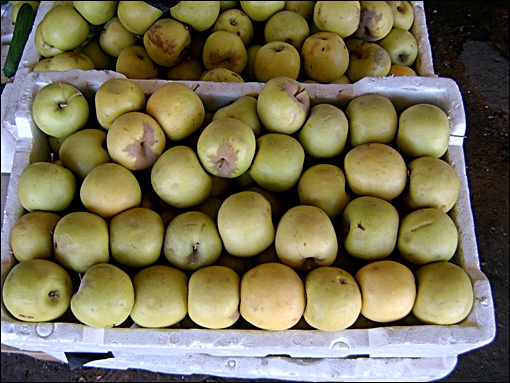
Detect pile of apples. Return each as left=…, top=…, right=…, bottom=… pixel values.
left=3, top=75, right=475, bottom=332
left=28, top=0, right=421, bottom=82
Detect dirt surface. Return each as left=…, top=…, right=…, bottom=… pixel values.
left=1, top=1, right=508, bottom=382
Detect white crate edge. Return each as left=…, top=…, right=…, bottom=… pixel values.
left=1, top=71, right=495, bottom=365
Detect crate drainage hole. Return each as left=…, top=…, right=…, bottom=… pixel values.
left=35, top=323, right=54, bottom=338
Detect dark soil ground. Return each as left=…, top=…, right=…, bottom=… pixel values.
left=1, top=1, right=508, bottom=382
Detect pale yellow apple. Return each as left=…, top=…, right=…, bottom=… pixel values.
left=116, top=45, right=159, bottom=79
left=117, top=0, right=164, bottom=35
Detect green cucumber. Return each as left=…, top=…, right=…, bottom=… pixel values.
left=3, top=3, right=36, bottom=79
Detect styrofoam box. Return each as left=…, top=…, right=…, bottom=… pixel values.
left=15, top=1, right=435, bottom=79
left=1, top=71, right=496, bottom=381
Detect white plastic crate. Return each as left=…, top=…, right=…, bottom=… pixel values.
left=0, top=70, right=495, bottom=381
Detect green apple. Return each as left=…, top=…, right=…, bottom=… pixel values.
left=275, top=205, right=338, bottom=270
left=59, top=128, right=112, bottom=179
left=256, top=76, right=310, bottom=134
left=130, top=265, right=188, bottom=328
left=298, top=103, right=349, bottom=158
left=304, top=267, right=362, bottom=331
left=33, top=58, right=53, bottom=71
left=10, top=211, right=61, bottom=262
left=197, top=117, right=256, bottom=178
left=386, top=1, right=414, bottom=30
left=248, top=133, right=305, bottom=192
left=212, top=95, right=262, bottom=136
left=110, top=207, right=165, bottom=268
left=34, top=24, right=64, bottom=58
left=402, top=156, right=461, bottom=213
left=17, top=162, right=76, bottom=212
left=144, top=18, right=192, bottom=67
left=80, top=162, right=142, bottom=219
left=202, top=31, right=247, bottom=75
left=32, top=82, right=89, bottom=138
left=242, top=44, right=262, bottom=81
left=346, top=94, right=398, bottom=146
left=212, top=8, right=254, bottom=46
left=116, top=45, right=159, bottom=79
left=240, top=1, right=285, bottom=22
left=387, top=64, right=417, bottom=76
left=301, top=32, right=349, bottom=83
left=73, top=1, right=118, bottom=25
left=146, top=82, right=205, bottom=141
left=99, top=16, right=137, bottom=58
left=47, top=52, right=94, bottom=71
left=217, top=191, right=275, bottom=257
left=254, top=41, right=301, bottom=82
left=151, top=146, right=212, bottom=209
left=355, top=260, right=416, bottom=323
left=240, top=262, right=305, bottom=330
left=117, top=0, right=164, bottom=35
left=188, top=265, right=240, bottom=329
left=199, top=68, right=245, bottom=82
left=284, top=1, right=315, bottom=20
left=220, top=1, right=238, bottom=12
left=297, top=163, right=351, bottom=219
left=345, top=38, right=391, bottom=82
left=398, top=208, right=458, bottom=265
left=355, top=1, right=394, bottom=42
left=2, top=259, right=73, bottom=322
left=95, top=78, right=146, bottom=130
left=40, top=5, right=90, bottom=51
left=165, top=59, right=205, bottom=80
left=342, top=196, right=399, bottom=261
left=313, top=1, right=361, bottom=38
left=413, top=261, right=474, bottom=325
left=170, top=1, right=221, bottom=32
left=264, top=10, right=309, bottom=50
left=53, top=211, right=110, bottom=273
left=344, top=143, right=407, bottom=200
left=106, top=111, right=166, bottom=171
left=164, top=211, right=223, bottom=271
left=378, top=28, right=418, bottom=67
left=397, top=103, right=451, bottom=158
left=78, top=37, right=114, bottom=70
left=71, top=263, right=134, bottom=328
left=194, top=197, right=223, bottom=220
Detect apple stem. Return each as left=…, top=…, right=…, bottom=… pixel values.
left=295, top=87, right=306, bottom=97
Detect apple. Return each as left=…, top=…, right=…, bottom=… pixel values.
left=242, top=44, right=261, bottom=82
left=18, top=162, right=77, bottom=212
left=355, top=1, right=394, bottom=41
left=386, top=1, right=414, bottom=30
left=146, top=82, right=205, bottom=141
left=240, top=1, right=285, bottom=22
left=264, top=10, right=309, bottom=50
left=33, top=58, right=53, bottom=71
left=212, top=8, right=254, bottom=46
left=73, top=1, right=118, bottom=25
left=40, top=5, right=89, bottom=51
left=32, top=82, right=89, bottom=138
left=396, top=103, right=451, bottom=158
left=197, top=117, right=256, bottom=178
left=164, top=211, right=223, bottom=271
left=59, top=128, right=112, bottom=179
left=220, top=1, right=238, bottom=12
left=117, top=0, right=164, bottom=35
left=53, top=211, right=110, bottom=273
left=2, top=259, right=73, bottom=322
left=144, top=18, right=192, bottom=67
left=313, top=1, right=361, bottom=38
left=47, top=52, right=95, bottom=71
left=78, top=37, right=114, bottom=70
left=275, top=205, right=338, bottom=270
left=212, top=95, right=262, bottom=136
left=387, top=64, right=417, bottom=76
left=99, top=16, right=137, bottom=58
left=110, top=207, right=165, bottom=268
left=116, top=45, right=159, bottom=79
left=199, top=67, right=245, bottom=82
left=34, top=24, right=64, bottom=58
left=202, top=31, right=248, bottom=75
left=165, top=58, right=205, bottom=81
left=254, top=41, right=301, bottom=82
left=95, top=78, right=146, bottom=130
left=378, top=28, right=418, bottom=67
left=284, top=1, right=315, bottom=20
left=345, top=38, right=391, bottom=82
left=170, top=1, right=221, bottom=32
left=80, top=162, right=142, bottom=219
left=256, top=76, right=310, bottom=134
left=301, top=32, right=349, bottom=83
left=106, top=111, right=166, bottom=171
